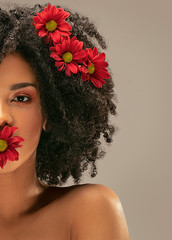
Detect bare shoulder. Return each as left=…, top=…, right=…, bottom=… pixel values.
left=64, top=183, right=130, bottom=240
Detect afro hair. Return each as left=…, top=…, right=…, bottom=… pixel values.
left=0, top=2, right=118, bottom=186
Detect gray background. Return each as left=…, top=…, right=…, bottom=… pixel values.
left=1, top=0, right=172, bottom=240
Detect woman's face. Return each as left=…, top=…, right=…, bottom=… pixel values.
left=0, top=53, right=46, bottom=173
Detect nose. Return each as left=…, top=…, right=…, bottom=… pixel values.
left=0, top=102, right=13, bottom=132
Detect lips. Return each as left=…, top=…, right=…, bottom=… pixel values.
left=0, top=126, right=24, bottom=169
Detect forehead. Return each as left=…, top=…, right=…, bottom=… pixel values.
left=0, top=53, right=37, bottom=86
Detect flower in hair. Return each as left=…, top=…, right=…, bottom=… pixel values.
left=80, top=47, right=110, bottom=88
left=33, top=4, right=110, bottom=88
left=50, top=36, right=86, bottom=76
left=32, top=4, right=72, bottom=43
left=0, top=126, right=24, bottom=169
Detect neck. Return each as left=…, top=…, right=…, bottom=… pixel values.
left=0, top=153, right=45, bottom=223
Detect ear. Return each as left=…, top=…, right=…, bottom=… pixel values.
left=42, top=116, right=47, bottom=131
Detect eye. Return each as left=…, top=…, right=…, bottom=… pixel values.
left=12, top=94, right=32, bottom=104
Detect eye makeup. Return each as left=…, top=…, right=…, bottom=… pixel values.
left=11, top=89, right=36, bottom=105
left=12, top=94, right=32, bottom=104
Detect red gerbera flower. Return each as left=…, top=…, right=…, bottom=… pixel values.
left=80, top=47, right=110, bottom=88
left=50, top=36, right=86, bottom=76
left=0, top=126, right=24, bottom=169
left=32, top=4, right=72, bottom=44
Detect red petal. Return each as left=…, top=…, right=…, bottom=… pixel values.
left=78, top=41, right=84, bottom=50
left=65, top=65, right=71, bottom=76
left=71, top=40, right=83, bottom=52
left=61, top=39, right=70, bottom=52
left=90, top=77, right=104, bottom=88
left=82, top=58, right=89, bottom=66
left=68, top=62, right=78, bottom=74
left=55, top=61, right=64, bottom=67
left=0, top=157, right=7, bottom=169
left=93, top=52, right=105, bottom=62
left=96, top=69, right=110, bottom=79
left=9, top=127, right=18, bottom=137
left=7, top=147, right=19, bottom=160
left=58, top=22, right=72, bottom=32
left=57, top=35, right=64, bottom=44
left=92, top=47, right=97, bottom=57
left=34, top=23, right=45, bottom=30
left=94, top=61, right=108, bottom=68
left=93, top=75, right=107, bottom=86
left=0, top=127, right=10, bottom=139
left=51, top=31, right=60, bottom=43
left=54, top=45, right=63, bottom=55
left=7, top=136, right=24, bottom=145
left=49, top=46, right=56, bottom=52
left=88, top=48, right=94, bottom=59
left=71, top=36, right=77, bottom=42
left=87, top=61, right=92, bottom=67
left=15, top=144, right=23, bottom=147
left=44, top=3, right=52, bottom=12
left=57, top=64, right=64, bottom=71
left=4, top=148, right=15, bottom=161
left=33, top=16, right=42, bottom=24
left=50, top=52, right=62, bottom=61
left=56, top=9, right=70, bottom=21
left=37, top=12, right=44, bottom=20
left=70, top=40, right=79, bottom=53
left=49, top=5, right=59, bottom=16
left=85, top=48, right=90, bottom=57
left=80, top=66, right=89, bottom=74
left=38, top=28, right=48, bottom=37
left=57, top=30, right=71, bottom=36
left=39, top=12, right=49, bottom=23
left=81, top=72, right=90, bottom=81
left=1, top=126, right=17, bottom=139
left=73, top=51, right=86, bottom=61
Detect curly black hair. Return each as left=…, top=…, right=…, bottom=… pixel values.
left=0, top=2, right=118, bottom=186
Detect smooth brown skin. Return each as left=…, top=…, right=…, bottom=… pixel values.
left=0, top=53, right=130, bottom=240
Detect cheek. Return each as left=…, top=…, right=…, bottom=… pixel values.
left=17, top=104, right=44, bottom=152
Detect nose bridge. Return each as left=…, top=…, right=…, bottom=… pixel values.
left=0, top=99, right=13, bottom=126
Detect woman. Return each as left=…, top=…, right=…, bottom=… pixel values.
left=0, top=3, right=130, bottom=239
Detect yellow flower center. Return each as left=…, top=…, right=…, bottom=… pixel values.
left=0, top=139, right=8, bottom=152
left=62, top=52, right=73, bottom=63
left=46, top=20, right=57, bottom=32
left=88, top=63, right=95, bottom=74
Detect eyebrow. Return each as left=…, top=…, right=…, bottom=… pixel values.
left=10, top=82, right=37, bottom=91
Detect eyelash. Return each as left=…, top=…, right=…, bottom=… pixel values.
left=12, top=94, right=32, bottom=104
